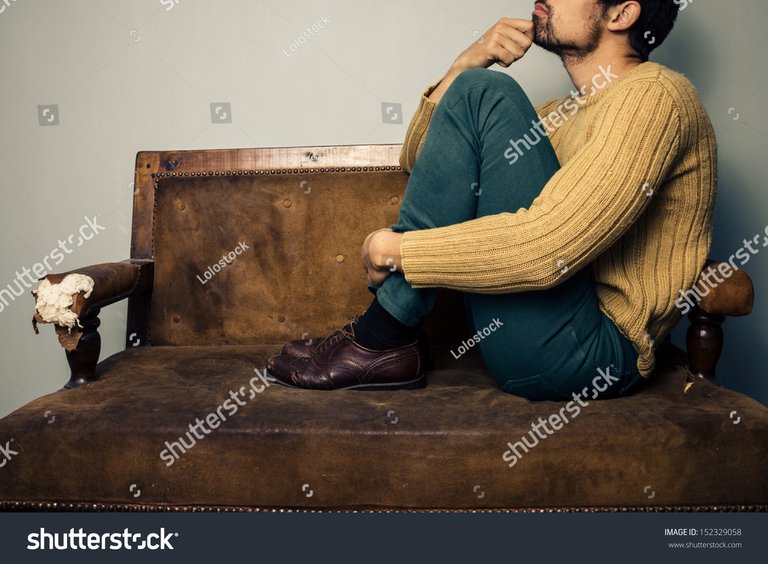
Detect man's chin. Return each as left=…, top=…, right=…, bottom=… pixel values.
left=533, top=36, right=584, bottom=59
left=532, top=23, right=555, bottom=52
left=532, top=39, right=561, bottom=55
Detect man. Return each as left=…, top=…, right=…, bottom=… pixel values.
left=266, top=0, right=716, bottom=400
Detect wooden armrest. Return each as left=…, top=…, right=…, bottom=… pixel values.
left=697, top=260, right=754, bottom=317
left=687, top=260, right=754, bottom=386
left=34, top=259, right=153, bottom=323
left=31, top=259, right=154, bottom=389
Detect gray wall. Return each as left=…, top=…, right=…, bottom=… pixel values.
left=1, top=0, right=765, bottom=417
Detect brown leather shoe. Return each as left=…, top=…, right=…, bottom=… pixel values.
left=278, top=326, right=434, bottom=372
left=279, top=316, right=361, bottom=359
left=266, top=323, right=425, bottom=391
left=281, top=338, right=317, bottom=358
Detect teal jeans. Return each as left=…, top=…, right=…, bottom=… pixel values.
left=373, top=68, right=644, bottom=401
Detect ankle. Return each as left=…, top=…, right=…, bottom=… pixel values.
left=352, top=297, right=421, bottom=351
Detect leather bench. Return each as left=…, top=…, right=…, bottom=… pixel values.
left=1, top=145, right=765, bottom=511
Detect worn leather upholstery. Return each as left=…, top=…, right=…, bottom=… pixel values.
left=3, top=151, right=766, bottom=510
left=150, top=172, right=416, bottom=346
left=1, top=344, right=766, bottom=509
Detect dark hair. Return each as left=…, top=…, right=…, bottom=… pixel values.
left=597, top=0, right=680, bottom=61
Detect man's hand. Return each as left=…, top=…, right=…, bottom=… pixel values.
left=361, top=228, right=405, bottom=287
left=454, top=18, right=535, bottom=71
left=428, top=18, right=535, bottom=105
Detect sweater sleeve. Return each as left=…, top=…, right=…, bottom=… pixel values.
left=400, top=80, right=684, bottom=293
left=400, top=81, right=561, bottom=173
left=399, top=81, right=441, bottom=173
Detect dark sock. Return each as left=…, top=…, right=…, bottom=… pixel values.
left=353, top=296, right=421, bottom=350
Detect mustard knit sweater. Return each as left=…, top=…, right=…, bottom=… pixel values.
left=398, top=62, right=717, bottom=377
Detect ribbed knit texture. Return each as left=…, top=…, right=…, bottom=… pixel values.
left=398, top=62, right=717, bottom=377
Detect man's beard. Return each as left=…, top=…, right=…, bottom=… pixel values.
left=533, top=5, right=605, bottom=62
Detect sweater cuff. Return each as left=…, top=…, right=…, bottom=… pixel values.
left=400, top=81, right=441, bottom=172
left=400, top=215, right=511, bottom=288
left=412, top=82, right=439, bottom=133
left=424, top=81, right=440, bottom=100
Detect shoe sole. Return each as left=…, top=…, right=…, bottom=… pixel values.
left=263, top=369, right=426, bottom=391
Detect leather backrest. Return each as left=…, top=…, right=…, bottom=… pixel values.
left=137, top=147, right=469, bottom=346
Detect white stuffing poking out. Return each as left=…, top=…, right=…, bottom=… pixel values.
left=33, top=274, right=95, bottom=329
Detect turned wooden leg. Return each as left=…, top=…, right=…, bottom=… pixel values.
left=686, top=306, right=725, bottom=386
left=63, top=310, right=102, bottom=389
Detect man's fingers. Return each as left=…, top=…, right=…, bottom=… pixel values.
left=366, top=267, right=391, bottom=287
left=498, top=18, right=535, bottom=39
left=495, top=38, right=527, bottom=62
left=502, top=18, right=534, bottom=31
left=489, top=46, right=515, bottom=68
left=506, top=28, right=533, bottom=50
left=486, top=22, right=533, bottom=54
left=486, top=28, right=532, bottom=66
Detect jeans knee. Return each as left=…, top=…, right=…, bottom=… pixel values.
left=449, top=68, right=527, bottom=104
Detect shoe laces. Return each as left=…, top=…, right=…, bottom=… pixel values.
left=314, top=314, right=359, bottom=353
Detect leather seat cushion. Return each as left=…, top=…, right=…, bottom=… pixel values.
left=1, top=345, right=766, bottom=510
